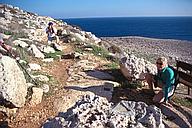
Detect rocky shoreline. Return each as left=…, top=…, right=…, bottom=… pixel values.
left=101, top=36, right=192, bottom=64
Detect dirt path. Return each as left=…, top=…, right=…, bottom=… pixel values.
left=6, top=44, right=75, bottom=128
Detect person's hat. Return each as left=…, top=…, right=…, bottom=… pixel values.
left=48, top=22, right=53, bottom=26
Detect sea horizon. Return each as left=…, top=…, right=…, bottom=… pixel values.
left=62, top=16, right=192, bottom=19
left=63, top=17, right=192, bottom=41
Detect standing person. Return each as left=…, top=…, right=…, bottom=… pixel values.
left=46, top=22, right=59, bottom=44
left=146, top=57, right=175, bottom=106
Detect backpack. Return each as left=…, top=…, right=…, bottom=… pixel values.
left=168, top=65, right=178, bottom=86
left=167, top=65, right=179, bottom=99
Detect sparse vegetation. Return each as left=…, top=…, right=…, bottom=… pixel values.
left=4, top=31, right=12, bottom=35
left=44, top=51, right=63, bottom=59
left=16, top=46, right=30, bottom=62
left=89, top=44, right=109, bottom=58
left=75, top=47, right=83, bottom=54
left=172, top=97, right=192, bottom=109
left=120, top=80, right=143, bottom=89
left=104, top=62, right=119, bottom=69
left=12, top=32, right=28, bottom=40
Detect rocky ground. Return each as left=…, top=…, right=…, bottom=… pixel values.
left=0, top=4, right=192, bottom=128
left=101, top=36, right=192, bottom=64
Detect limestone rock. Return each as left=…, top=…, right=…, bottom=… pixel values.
left=120, top=53, right=157, bottom=80
left=28, top=63, right=41, bottom=70
left=28, top=44, right=44, bottom=58
left=30, top=87, right=43, bottom=106
left=42, top=46, right=55, bottom=53
left=42, top=58, right=54, bottom=63
left=43, top=95, right=164, bottom=128
left=32, top=74, right=49, bottom=82
left=0, top=56, right=27, bottom=107
left=13, top=40, right=29, bottom=48
left=41, top=84, right=49, bottom=93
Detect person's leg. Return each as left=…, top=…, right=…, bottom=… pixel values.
left=0, top=53, right=2, bottom=59
left=153, top=91, right=164, bottom=103
left=56, top=36, right=59, bottom=44
left=47, top=37, right=52, bottom=45
left=145, top=73, right=154, bottom=91
left=1, top=43, right=12, bottom=52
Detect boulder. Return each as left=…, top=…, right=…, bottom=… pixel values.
left=29, top=87, right=43, bottom=106
left=0, top=56, right=27, bottom=107
left=13, top=40, right=29, bottom=48
left=28, top=44, right=44, bottom=58
left=43, top=95, right=164, bottom=128
left=74, top=32, right=86, bottom=42
left=42, top=45, right=55, bottom=53
left=28, top=63, right=41, bottom=71
left=120, top=53, right=157, bottom=80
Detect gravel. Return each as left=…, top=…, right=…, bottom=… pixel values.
left=101, top=36, right=192, bottom=64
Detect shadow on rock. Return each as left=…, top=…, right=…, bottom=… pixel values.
left=160, top=104, right=191, bottom=128
left=64, top=82, right=114, bottom=101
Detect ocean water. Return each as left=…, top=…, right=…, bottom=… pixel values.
left=63, top=17, right=192, bottom=41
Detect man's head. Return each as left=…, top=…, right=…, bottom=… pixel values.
left=156, top=57, right=168, bottom=70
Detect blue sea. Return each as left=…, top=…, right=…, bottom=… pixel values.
left=63, top=17, right=192, bottom=41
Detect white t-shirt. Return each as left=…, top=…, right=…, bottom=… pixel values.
left=46, top=27, right=57, bottom=38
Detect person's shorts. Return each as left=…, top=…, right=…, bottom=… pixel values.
left=48, top=36, right=57, bottom=41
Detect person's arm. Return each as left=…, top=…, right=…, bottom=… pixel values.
left=1, top=42, right=11, bottom=52
left=46, top=28, right=49, bottom=34
left=53, top=27, right=57, bottom=34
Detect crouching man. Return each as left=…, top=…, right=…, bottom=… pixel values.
left=146, top=57, right=175, bottom=107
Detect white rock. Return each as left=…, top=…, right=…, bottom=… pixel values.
left=120, top=53, right=157, bottom=80
left=28, top=44, right=44, bottom=58
left=0, top=56, right=27, bottom=107
left=62, top=29, right=67, bottom=35
left=27, top=83, right=35, bottom=88
left=13, top=40, right=29, bottom=48
left=74, top=33, right=86, bottom=42
left=41, top=84, right=49, bottom=93
left=32, top=74, right=49, bottom=82
left=30, top=87, right=43, bottom=106
left=28, top=63, right=41, bottom=70
left=43, top=46, right=55, bottom=53
left=42, top=58, right=54, bottom=62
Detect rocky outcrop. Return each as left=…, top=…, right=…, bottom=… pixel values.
left=120, top=53, right=157, bottom=80
left=0, top=56, right=27, bottom=107
left=43, top=95, right=164, bottom=128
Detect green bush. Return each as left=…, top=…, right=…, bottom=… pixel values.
left=75, top=47, right=83, bottom=54
left=4, top=31, right=12, bottom=35
left=90, top=45, right=109, bottom=58
left=44, top=51, right=63, bottom=59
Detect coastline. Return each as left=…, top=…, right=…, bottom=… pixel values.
left=101, top=36, right=192, bottom=64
